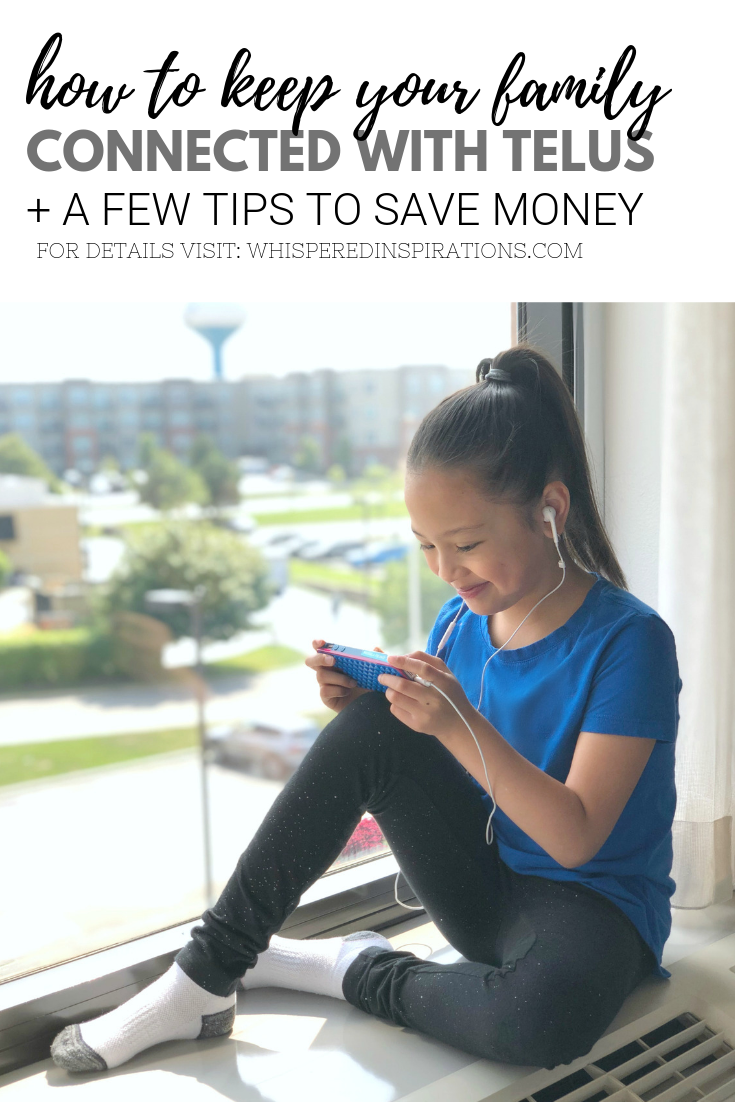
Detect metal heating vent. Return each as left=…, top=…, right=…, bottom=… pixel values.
left=517, top=1013, right=735, bottom=1102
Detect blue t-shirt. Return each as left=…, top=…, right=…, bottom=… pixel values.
left=426, top=574, right=682, bottom=978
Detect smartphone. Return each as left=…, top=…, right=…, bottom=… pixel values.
left=317, top=644, right=414, bottom=693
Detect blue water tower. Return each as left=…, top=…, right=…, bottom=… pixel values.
left=185, top=303, right=246, bottom=380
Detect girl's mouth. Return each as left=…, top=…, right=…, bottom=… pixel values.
left=455, top=581, right=489, bottom=597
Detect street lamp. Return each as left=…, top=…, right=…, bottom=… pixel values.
left=144, top=585, right=214, bottom=909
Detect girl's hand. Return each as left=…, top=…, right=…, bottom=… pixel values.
left=305, top=638, right=370, bottom=713
left=377, top=650, right=475, bottom=743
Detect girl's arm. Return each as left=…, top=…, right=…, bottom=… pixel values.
left=379, top=653, right=655, bottom=870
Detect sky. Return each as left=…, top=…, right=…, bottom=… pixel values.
left=0, top=302, right=513, bottom=382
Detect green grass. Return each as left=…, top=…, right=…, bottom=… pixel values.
left=0, top=727, right=198, bottom=787
left=207, top=643, right=304, bottom=674
left=289, top=559, right=381, bottom=597
left=253, top=500, right=408, bottom=526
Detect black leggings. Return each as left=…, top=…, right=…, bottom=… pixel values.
left=176, top=691, right=655, bottom=1070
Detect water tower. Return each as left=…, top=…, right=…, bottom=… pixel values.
left=184, top=303, right=246, bottom=380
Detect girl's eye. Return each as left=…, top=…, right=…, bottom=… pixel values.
left=419, top=543, right=434, bottom=552
left=456, top=543, right=480, bottom=553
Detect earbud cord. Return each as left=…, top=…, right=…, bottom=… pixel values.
left=394, top=548, right=566, bottom=911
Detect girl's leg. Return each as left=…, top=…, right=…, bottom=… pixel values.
left=52, top=690, right=517, bottom=1072
left=176, top=689, right=522, bottom=995
left=343, top=872, right=655, bottom=1070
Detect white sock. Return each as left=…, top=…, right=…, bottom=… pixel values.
left=240, top=930, right=393, bottom=1001
left=50, top=962, right=236, bottom=1072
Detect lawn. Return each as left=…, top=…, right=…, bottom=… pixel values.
left=0, top=727, right=197, bottom=788
left=207, top=643, right=304, bottom=673
left=288, top=559, right=381, bottom=599
left=253, top=500, right=407, bottom=526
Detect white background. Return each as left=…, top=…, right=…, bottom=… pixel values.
left=2, top=0, right=733, bottom=302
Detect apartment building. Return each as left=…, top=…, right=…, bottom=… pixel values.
left=0, top=365, right=473, bottom=476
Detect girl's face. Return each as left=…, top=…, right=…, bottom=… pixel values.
left=404, top=466, right=557, bottom=616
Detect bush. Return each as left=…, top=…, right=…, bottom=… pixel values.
left=0, top=628, right=118, bottom=691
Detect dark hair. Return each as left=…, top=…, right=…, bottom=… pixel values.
left=406, top=345, right=628, bottom=589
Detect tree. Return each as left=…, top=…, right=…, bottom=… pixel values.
left=137, top=432, right=158, bottom=471
left=189, top=434, right=241, bottom=513
left=103, top=521, right=273, bottom=641
left=326, top=464, right=346, bottom=484
left=332, top=434, right=353, bottom=477
left=0, top=433, right=59, bottom=491
left=137, top=447, right=206, bottom=513
left=372, top=555, right=454, bottom=649
left=293, top=435, right=321, bottom=474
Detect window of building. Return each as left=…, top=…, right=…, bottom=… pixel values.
left=68, top=385, right=89, bottom=405
left=10, top=387, right=33, bottom=405
left=0, top=514, right=16, bottom=540
left=72, top=435, right=92, bottom=454
left=169, top=410, right=192, bottom=427
left=70, top=412, right=91, bottom=429
left=39, top=387, right=61, bottom=409
left=93, top=388, right=112, bottom=408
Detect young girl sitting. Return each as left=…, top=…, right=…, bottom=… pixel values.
left=51, top=346, right=681, bottom=1074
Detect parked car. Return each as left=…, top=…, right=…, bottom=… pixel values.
left=206, top=714, right=321, bottom=780
left=297, top=538, right=366, bottom=561
left=222, top=514, right=258, bottom=536
left=346, top=542, right=408, bottom=567
left=261, top=532, right=316, bottom=557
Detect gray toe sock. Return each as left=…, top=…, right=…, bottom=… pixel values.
left=50, top=1024, right=108, bottom=1073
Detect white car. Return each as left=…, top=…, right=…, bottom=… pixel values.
left=207, top=714, right=321, bottom=780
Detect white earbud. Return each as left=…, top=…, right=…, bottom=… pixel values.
left=542, top=505, right=564, bottom=569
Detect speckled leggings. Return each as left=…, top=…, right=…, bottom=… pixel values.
left=175, top=690, right=655, bottom=1069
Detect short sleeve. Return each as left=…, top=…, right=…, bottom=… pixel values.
left=581, top=614, right=681, bottom=742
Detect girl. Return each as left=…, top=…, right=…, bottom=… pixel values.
left=51, top=346, right=681, bottom=1074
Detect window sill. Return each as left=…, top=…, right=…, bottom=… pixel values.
left=0, top=851, right=423, bottom=1076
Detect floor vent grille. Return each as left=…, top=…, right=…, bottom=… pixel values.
left=519, top=1014, right=735, bottom=1102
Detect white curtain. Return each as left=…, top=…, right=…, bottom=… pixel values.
left=658, top=303, right=735, bottom=908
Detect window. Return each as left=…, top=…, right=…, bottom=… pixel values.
left=1, top=301, right=512, bottom=1015
left=39, top=387, right=61, bottom=409
left=93, top=388, right=112, bottom=408
left=0, top=514, right=16, bottom=540
left=10, top=387, right=32, bottom=405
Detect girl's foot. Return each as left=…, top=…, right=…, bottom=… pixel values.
left=50, top=962, right=236, bottom=1073
left=240, top=930, right=394, bottom=1000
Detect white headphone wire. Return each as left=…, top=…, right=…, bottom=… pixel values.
left=394, top=535, right=566, bottom=911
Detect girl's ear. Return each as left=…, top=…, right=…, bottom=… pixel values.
left=541, top=481, right=571, bottom=534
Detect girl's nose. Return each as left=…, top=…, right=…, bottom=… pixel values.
left=436, top=556, right=462, bottom=586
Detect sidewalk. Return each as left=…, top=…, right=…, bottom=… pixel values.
left=0, top=665, right=324, bottom=746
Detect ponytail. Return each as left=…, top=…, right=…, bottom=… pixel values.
left=406, top=344, right=628, bottom=590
